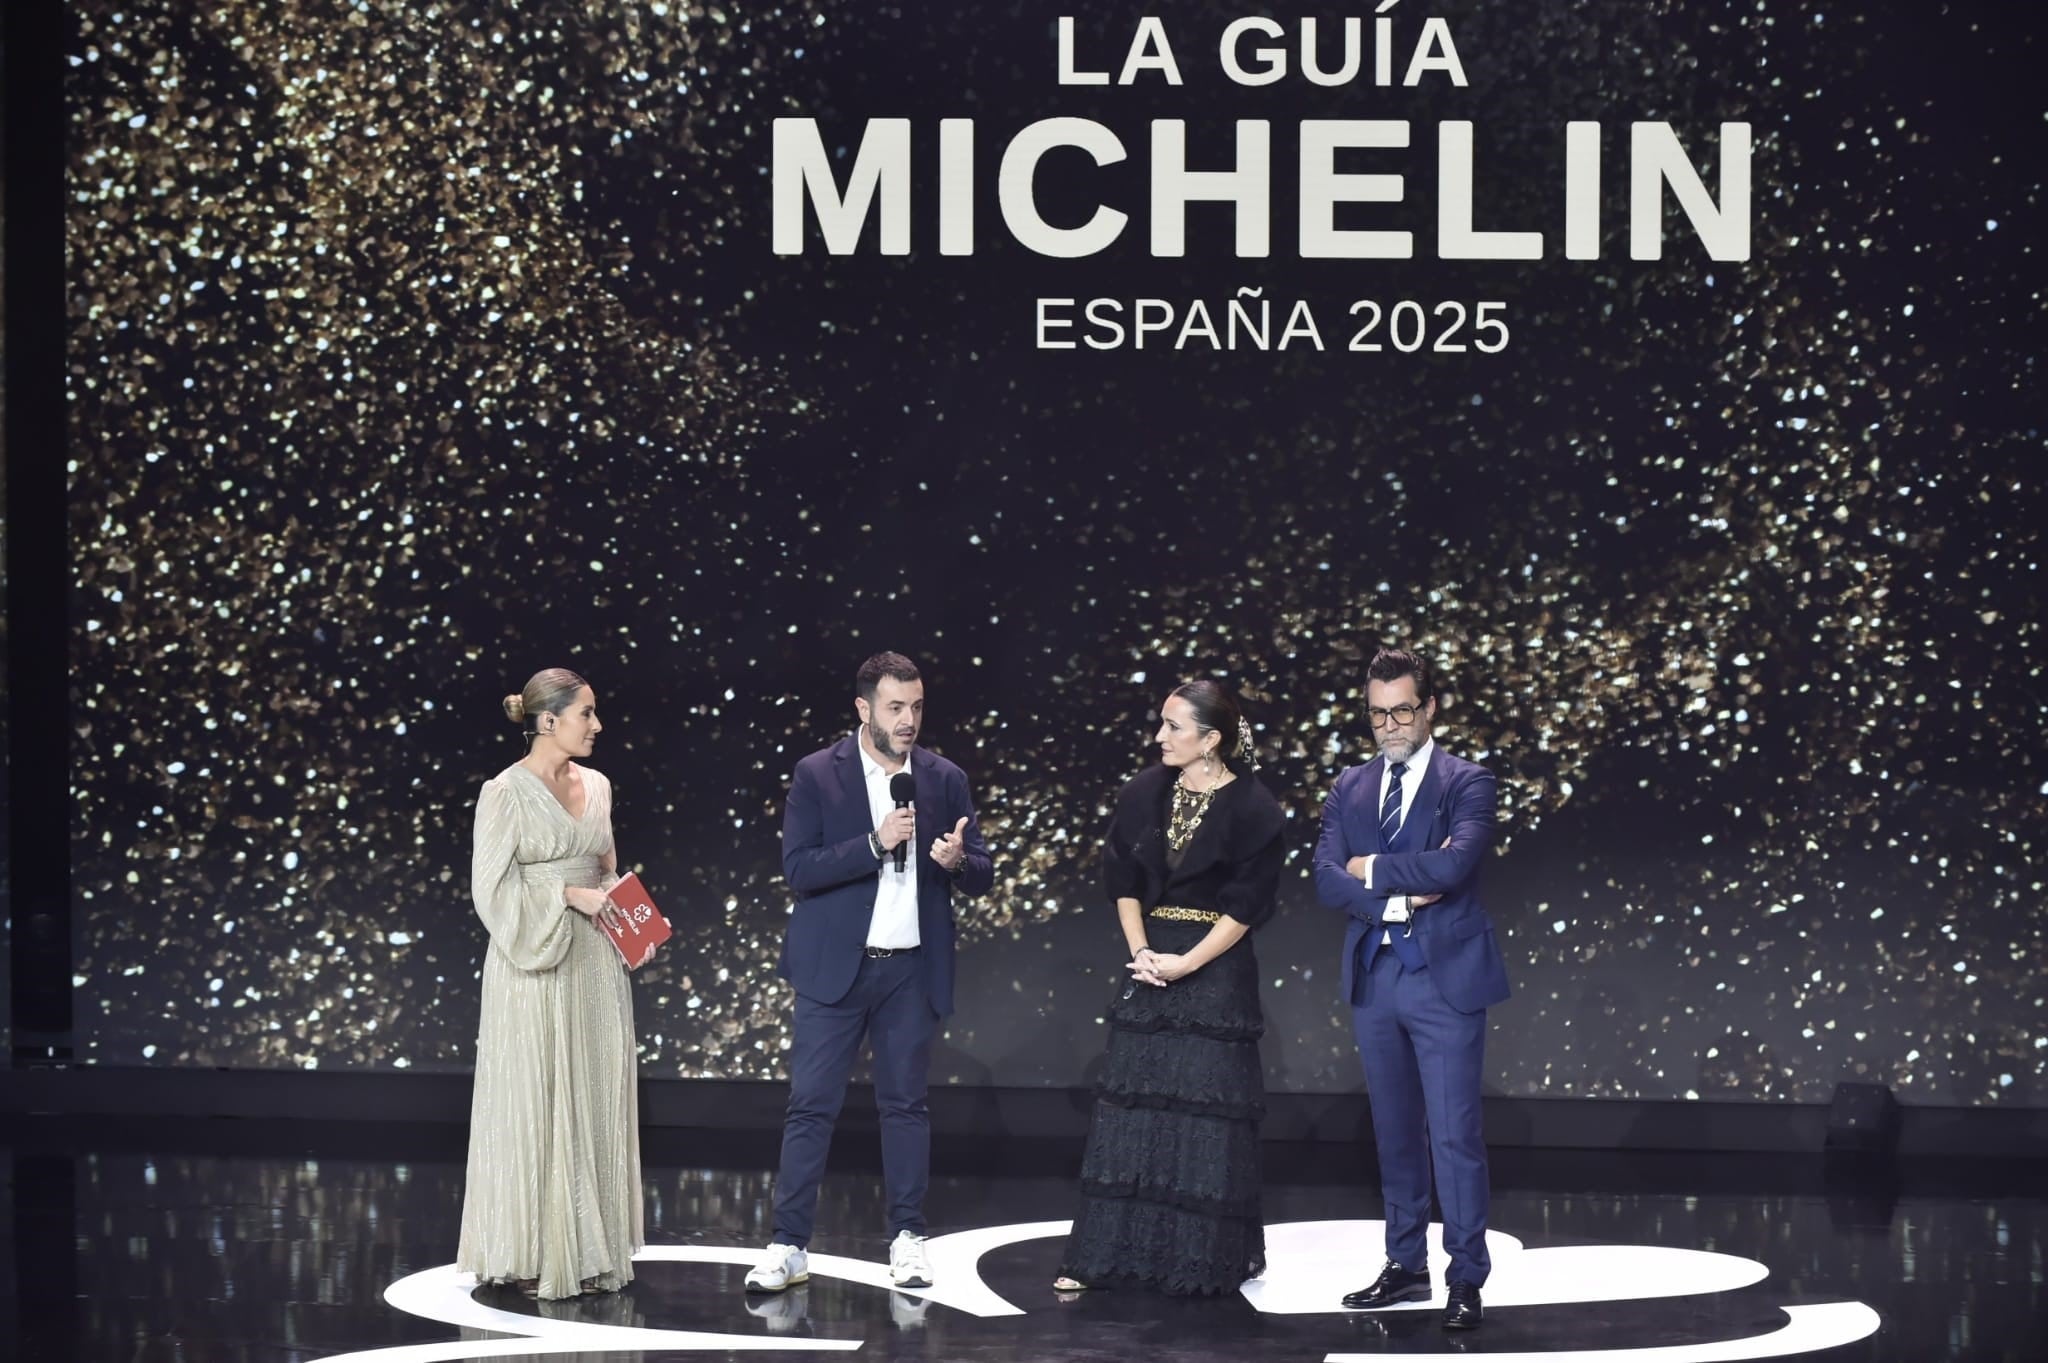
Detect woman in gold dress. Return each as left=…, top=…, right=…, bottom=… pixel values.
left=456, top=667, right=643, bottom=1299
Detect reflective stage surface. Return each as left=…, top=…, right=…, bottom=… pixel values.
left=5, top=1121, right=2043, bottom=1362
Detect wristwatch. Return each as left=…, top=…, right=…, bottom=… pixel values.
left=868, top=831, right=886, bottom=861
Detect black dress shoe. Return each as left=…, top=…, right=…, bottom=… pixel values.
left=1443, top=1280, right=1483, bottom=1329
left=1341, top=1260, right=1433, bottom=1310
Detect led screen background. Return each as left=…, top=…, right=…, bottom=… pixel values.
left=64, top=1, right=2043, bottom=1102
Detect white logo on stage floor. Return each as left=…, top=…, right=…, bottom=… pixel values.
left=315, top=1219, right=1881, bottom=1362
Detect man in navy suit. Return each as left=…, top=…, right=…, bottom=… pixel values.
left=745, top=652, right=993, bottom=1295
left=1314, top=648, right=1511, bottom=1330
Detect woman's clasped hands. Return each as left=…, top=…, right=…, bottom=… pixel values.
left=1126, top=947, right=1190, bottom=988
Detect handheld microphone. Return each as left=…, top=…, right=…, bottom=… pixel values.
left=889, top=772, right=915, bottom=873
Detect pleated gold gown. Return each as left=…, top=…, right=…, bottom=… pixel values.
left=457, top=763, right=643, bottom=1299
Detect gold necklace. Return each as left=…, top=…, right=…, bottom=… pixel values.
left=1167, top=774, right=1220, bottom=852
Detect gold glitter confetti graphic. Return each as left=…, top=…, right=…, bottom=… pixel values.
left=66, top=2, right=2044, bottom=1103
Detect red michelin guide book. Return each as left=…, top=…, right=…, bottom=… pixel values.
left=599, top=873, right=672, bottom=969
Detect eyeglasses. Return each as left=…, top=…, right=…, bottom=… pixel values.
left=1367, top=704, right=1424, bottom=728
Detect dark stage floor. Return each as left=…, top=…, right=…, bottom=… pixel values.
left=4, top=1120, right=2043, bottom=1362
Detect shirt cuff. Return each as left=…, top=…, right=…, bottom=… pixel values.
left=1361, top=853, right=1376, bottom=889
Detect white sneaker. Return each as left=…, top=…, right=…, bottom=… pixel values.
left=889, top=1229, right=932, bottom=1289
left=744, top=1242, right=809, bottom=1293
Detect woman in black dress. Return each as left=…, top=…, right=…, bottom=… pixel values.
left=1056, top=680, right=1286, bottom=1296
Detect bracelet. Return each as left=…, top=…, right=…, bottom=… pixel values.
left=868, top=831, right=886, bottom=860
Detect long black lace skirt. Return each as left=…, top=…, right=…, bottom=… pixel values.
left=1059, top=917, right=1266, bottom=1295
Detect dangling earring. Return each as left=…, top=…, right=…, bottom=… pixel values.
left=1206, top=750, right=1220, bottom=784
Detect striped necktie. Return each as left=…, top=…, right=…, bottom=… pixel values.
left=1377, top=761, right=1427, bottom=971
left=1380, top=761, right=1409, bottom=845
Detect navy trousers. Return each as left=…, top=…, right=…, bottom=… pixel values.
left=1351, top=943, right=1492, bottom=1286
left=771, top=950, right=935, bottom=1247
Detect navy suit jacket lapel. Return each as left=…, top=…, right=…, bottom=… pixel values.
left=835, top=736, right=869, bottom=825
left=1354, top=755, right=1389, bottom=854
left=1391, top=753, right=1447, bottom=853
left=912, top=750, right=948, bottom=888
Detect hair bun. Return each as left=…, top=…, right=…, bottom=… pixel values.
left=502, top=694, right=526, bottom=724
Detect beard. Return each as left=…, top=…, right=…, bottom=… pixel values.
left=869, top=716, right=911, bottom=757
left=1378, top=731, right=1422, bottom=763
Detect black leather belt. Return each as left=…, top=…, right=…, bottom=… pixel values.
left=863, top=945, right=920, bottom=958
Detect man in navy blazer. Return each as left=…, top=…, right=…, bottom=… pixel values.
left=746, top=652, right=993, bottom=1296
left=1315, top=648, right=1510, bottom=1331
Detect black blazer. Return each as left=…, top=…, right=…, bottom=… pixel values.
left=1103, top=764, right=1286, bottom=929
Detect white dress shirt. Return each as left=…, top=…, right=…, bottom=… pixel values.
left=859, top=737, right=921, bottom=949
left=1367, top=737, right=1436, bottom=948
